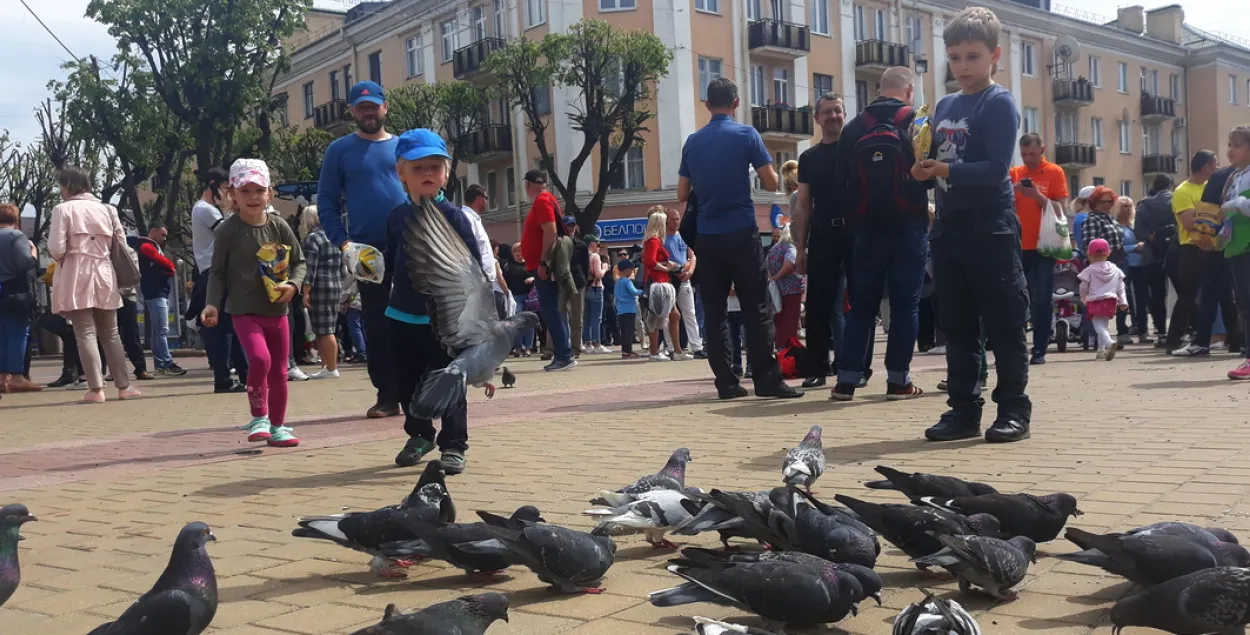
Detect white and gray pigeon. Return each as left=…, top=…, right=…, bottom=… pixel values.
left=911, top=533, right=1037, bottom=599
left=458, top=511, right=617, bottom=594
left=402, top=195, right=540, bottom=419
left=1111, top=566, right=1250, bottom=635
left=348, top=593, right=510, bottom=635
left=0, top=504, right=36, bottom=609
left=584, top=489, right=707, bottom=549
left=689, top=617, right=776, bottom=635
left=782, top=425, right=825, bottom=492
left=87, top=522, right=218, bottom=635
left=893, top=592, right=982, bottom=635
left=590, top=447, right=693, bottom=507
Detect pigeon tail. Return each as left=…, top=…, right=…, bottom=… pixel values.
left=1053, top=549, right=1115, bottom=568
left=413, top=369, right=468, bottom=420
left=648, top=582, right=724, bottom=607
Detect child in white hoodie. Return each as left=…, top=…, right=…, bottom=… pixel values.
left=1079, top=238, right=1128, bottom=361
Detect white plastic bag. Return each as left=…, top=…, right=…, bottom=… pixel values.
left=767, top=280, right=783, bottom=314
left=342, top=243, right=386, bottom=284
left=504, top=292, right=516, bottom=317
left=1037, top=200, right=1074, bottom=261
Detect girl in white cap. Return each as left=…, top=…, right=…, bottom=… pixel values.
left=202, top=159, right=308, bottom=447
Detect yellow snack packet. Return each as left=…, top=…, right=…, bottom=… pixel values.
left=911, top=105, right=931, bottom=159
left=257, top=242, right=292, bottom=302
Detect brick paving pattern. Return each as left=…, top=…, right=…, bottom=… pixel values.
left=1, top=345, right=1248, bottom=634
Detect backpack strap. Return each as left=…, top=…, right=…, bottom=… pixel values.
left=860, top=112, right=878, bottom=128
left=890, top=106, right=915, bottom=127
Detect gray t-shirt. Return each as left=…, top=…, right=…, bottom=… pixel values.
left=191, top=200, right=225, bottom=273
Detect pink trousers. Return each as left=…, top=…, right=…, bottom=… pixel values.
left=232, top=314, right=291, bottom=426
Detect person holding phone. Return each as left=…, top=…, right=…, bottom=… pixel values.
left=1010, top=133, right=1070, bottom=365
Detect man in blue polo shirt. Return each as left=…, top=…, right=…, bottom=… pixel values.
left=317, top=81, right=409, bottom=419
left=677, top=77, right=801, bottom=400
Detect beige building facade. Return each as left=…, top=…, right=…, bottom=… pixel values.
left=272, top=0, right=1250, bottom=243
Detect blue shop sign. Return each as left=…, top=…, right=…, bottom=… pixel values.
left=595, top=217, right=647, bottom=244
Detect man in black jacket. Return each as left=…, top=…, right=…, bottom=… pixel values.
left=1131, top=174, right=1175, bottom=342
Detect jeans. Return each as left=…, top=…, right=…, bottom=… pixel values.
left=512, top=294, right=535, bottom=350
left=802, top=224, right=854, bottom=377
left=583, top=286, right=604, bottom=344
left=145, top=297, right=173, bottom=368
left=1130, top=263, right=1167, bottom=336
left=674, top=280, right=703, bottom=352
left=358, top=255, right=397, bottom=405
left=838, top=224, right=928, bottom=386
left=203, top=312, right=249, bottom=388
left=391, top=320, right=468, bottom=452
left=117, top=298, right=148, bottom=374
left=1020, top=250, right=1055, bottom=356
left=1195, top=255, right=1240, bottom=349
left=0, top=313, right=29, bottom=373
left=345, top=308, right=367, bottom=357
left=537, top=278, right=572, bottom=361
left=1229, top=253, right=1250, bottom=359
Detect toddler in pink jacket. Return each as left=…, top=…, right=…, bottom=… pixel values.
left=1078, top=238, right=1128, bottom=361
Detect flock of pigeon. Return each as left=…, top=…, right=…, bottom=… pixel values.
left=4, top=424, right=1250, bottom=634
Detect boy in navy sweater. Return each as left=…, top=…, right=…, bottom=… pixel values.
left=386, top=129, right=483, bottom=474
left=911, top=7, right=1031, bottom=444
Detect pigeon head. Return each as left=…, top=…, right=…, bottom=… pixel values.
left=801, top=425, right=823, bottom=447
left=1039, top=493, right=1082, bottom=518
left=511, top=506, right=545, bottom=523
left=833, top=562, right=883, bottom=605
left=1214, top=541, right=1250, bottom=567
left=415, top=483, right=449, bottom=506
left=826, top=526, right=878, bottom=568
left=1110, top=591, right=1156, bottom=635
left=661, top=448, right=692, bottom=480
left=175, top=522, right=218, bottom=553
left=406, top=461, right=448, bottom=506
left=1207, top=527, right=1240, bottom=544
left=0, top=505, right=36, bottom=531
left=507, top=311, right=541, bottom=331
left=967, top=513, right=1001, bottom=538
left=1008, top=536, right=1038, bottom=563
left=457, top=592, right=510, bottom=624
left=593, top=534, right=618, bottom=558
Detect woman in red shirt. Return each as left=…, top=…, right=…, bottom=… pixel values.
left=642, top=208, right=687, bottom=361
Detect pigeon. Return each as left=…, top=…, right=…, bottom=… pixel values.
left=348, top=593, right=510, bottom=635
left=911, top=533, right=1037, bottom=599
left=835, top=494, right=1000, bottom=566
left=1057, top=527, right=1250, bottom=587
left=675, top=489, right=772, bottom=549
left=0, top=504, right=36, bottom=609
left=292, top=461, right=456, bottom=576
left=916, top=492, right=1082, bottom=543
left=793, top=502, right=879, bottom=568
left=781, top=425, right=825, bottom=492
left=1111, top=566, right=1250, bottom=635
left=87, top=522, right=218, bottom=635
left=1126, top=521, right=1241, bottom=546
left=689, top=617, right=775, bottom=635
left=590, top=447, right=692, bottom=507
left=649, top=552, right=866, bottom=634
left=674, top=547, right=884, bottom=607
left=584, top=489, right=705, bottom=549
left=893, top=592, right=982, bottom=635
left=402, top=195, right=541, bottom=418
left=457, top=511, right=617, bottom=593
left=699, top=487, right=800, bottom=551
left=500, top=367, right=516, bottom=389
left=389, top=506, right=545, bottom=578
left=865, top=466, right=999, bottom=499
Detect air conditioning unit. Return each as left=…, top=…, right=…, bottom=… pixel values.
left=1175, top=117, right=1187, bottom=129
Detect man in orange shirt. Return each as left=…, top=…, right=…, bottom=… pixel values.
left=1010, top=132, right=1069, bottom=365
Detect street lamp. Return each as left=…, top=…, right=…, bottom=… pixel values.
left=914, top=53, right=929, bottom=106
left=915, top=53, right=929, bottom=76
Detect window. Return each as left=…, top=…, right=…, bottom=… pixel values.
left=855, top=80, right=868, bottom=114
left=1117, top=62, right=1128, bottom=93
left=608, top=146, right=645, bottom=190
left=1139, top=67, right=1146, bottom=92
left=1120, top=180, right=1132, bottom=197
left=1170, top=73, right=1181, bottom=101
left=471, top=5, right=487, bottom=41
left=302, top=82, right=314, bottom=118
left=368, top=51, right=382, bottom=83
left=1022, top=107, right=1038, bottom=134
left=486, top=172, right=498, bottom=209
left=1093, top=177, right=1105, bottom=187
left=811, top=0, right=830, bottom=35
left=1247, top=79, right=1250, bottom=107
left=406, top=35, right=423, bottom=78
left=604, top=60, right=625, bottom=98
left=1171, top=127, right=1182, bottom=155
left=440, top=20, right=456, bottom=62
left=1089, top=56, right=1101, bottom=88
left=526, top=0, right=546, bottom=27
left=906, top=16, right=922, bottom=50
left=746, top=0, right=760, bottom=21
left=532, top=85, right=551, bottom=115
left=330, top=70, right=340, bottom=101
left=773, top=68, right=789, bottom=105
left=1118, top=119, right=1131, bottom=154
left=1231, top=75, right=1239, bottom=105
left=506, top=167, right=516, bottom=206
left=854, top=5, right=865, bottom=40
left=1144, top=123, right=1161, bottom=155
left=750, top=65, right=766, bottom=106
left=698, top=57, right=723, bottom=101
left=276, top=102, right=289, bottom=127
left=812, top=73, right=833, bottom=104
left=494, top=0, right=506, bottom=36
left=1092, top=117, right=1103, bottom=149
left=695, top=0, right=719, bottom=13
left=770, top=0, right=785, bottom=20
left=873, top=9, right=885, bottom=39
left=1021, top=42, right=1036, bottom=77
left=1149, top=69, right=1159, bottom=95
left=600, top=0, right=635, bottom=9
left=1055, top=112, right=1077, bottom=143
left=343, top=65, right=352, bottom=95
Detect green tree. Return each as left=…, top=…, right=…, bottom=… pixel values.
left=386, top=82, right=491, bottom=199
left=0, top=138, right=58, bottom=241
left=487, top=19, right=673, bottom=230
left=266, top=126, right=334, bottom=182
left=386, top=83, right=442, bottom=132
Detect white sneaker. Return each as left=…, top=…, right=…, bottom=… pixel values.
left=672, top=352, right=694, bottom=361
left=596, top=344, right=612, bottom=354
left=927, top=346, right=947, bottom=355
left=1096, top=347, right=1108, bottom=361
left=309, top=368, right=340, bottom=379
left=649, top=354, right=671, bottom=362
left=1170, top=344, right=1210, bottom=357
left=288, top=366, right=310, bottom=381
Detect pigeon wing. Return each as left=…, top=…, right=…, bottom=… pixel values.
left=1176, top=567, right=1250, bottom=630
left=96, top=588, right=199, bottom=635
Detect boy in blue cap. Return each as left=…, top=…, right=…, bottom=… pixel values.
left=387, top=129, right=483, bottom=474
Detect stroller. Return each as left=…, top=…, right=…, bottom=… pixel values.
left=1051, top=258, right=1083, bottom=353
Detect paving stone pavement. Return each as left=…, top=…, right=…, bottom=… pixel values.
left=2, top=343, right=1250, bottom=634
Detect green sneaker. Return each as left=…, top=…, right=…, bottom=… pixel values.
left=267, top=426, right=299, bottom=448
left=440, top=451, right=467, bottom=476
left=395, top=438, right=435, bottom=468
left=244, top=417, right=272, bottom=442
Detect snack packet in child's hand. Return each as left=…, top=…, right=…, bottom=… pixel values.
left=343, top=243, right=385, bottom=284
left=911, top=105, right=931, bottom=159
left=257, top=242, right=291, bottom=302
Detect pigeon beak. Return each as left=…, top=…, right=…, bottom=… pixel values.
left=871, top=592, right=883, bottom=606
left=1073, top=508, right=1084, bottom=517
left=502, top=613, right=510, bottom=623
left=22, top=514, right=36, bottom=523
left=208, top=531, right=218, bottom=542
left=849, top=603, right=859, bottom=617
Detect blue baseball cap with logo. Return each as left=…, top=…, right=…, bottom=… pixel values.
left=396, top=129, right=453, bottom=162
left=349, top=81, right=385, bottom=106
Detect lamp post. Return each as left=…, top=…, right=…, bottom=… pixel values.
left=914, top=53, right=929, bottom=107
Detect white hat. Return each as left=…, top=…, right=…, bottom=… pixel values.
left=229, top=158, right=271, bottom=189
left=1077, top=185, right=1096, bottom=200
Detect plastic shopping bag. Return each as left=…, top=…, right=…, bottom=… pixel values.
left=767, top=280, right=783, bottom=314
left=343, top=243, right=386, bottom=284
left=504, top=292, right=516, bottom=318
left=1037, top=200, right=1074, bottom=261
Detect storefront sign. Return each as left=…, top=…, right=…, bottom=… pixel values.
left=595, top=217, right=647, bottom=244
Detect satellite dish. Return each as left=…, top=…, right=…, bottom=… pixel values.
left=1055, top=35, right=1082, bottom=63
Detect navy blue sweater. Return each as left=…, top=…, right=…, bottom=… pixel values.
left=386, top=196, right=483, bottom=319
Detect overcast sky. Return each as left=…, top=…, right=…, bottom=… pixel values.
left=0, top=0, right=1226, bottom=146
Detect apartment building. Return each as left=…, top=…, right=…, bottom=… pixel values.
left=272, top=0, right=1250, bottom=243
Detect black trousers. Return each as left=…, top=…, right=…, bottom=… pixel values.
left=117, top=298, right=148, bottom=374
left=696, top=227, right=783, bottom=392
left=932, top=232, right=1031, bottom=421
left=1195, top=255, right=1241, bottom=350
left=391, top=319, right=468, bottom=452
left=917, top=296, right=945, bottom=350
left=728, top=311, right=744, bottom=369
left=802, top=223, right=854, bottom=377
left=1166, top=245, right=1211, bottom=351
left=618, top=312, right=637, bottom=355
left=1130, top=263, right=1167, bottom=336
left=39, top=312, right=83, bottom=377
left=602, top=298, right=618, bottom=345
left=289, top=290, right=308, bottom=363
left=359, top=256, right=398, bottom=406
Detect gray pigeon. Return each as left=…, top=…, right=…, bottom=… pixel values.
left=458, top=511, right=617, bottom=593
left=402, top=195, right=540, bottom=418
left=500, top=367, right=515, bottom=389
left=590, top=447, right=692, bottom=507
left=389, top=506, right=545, bottom=577
left=893, top=592, right=982, bottom=635
left=916, top=492, right=1082, bottom=543
left=836, top=494, right=1000, bottom=566
left=348, top=593, right=510, bottom=635
left=1111, top=566, right=1250, bottom=635
left=584, top=489, right=705, bottom=549
left=782, top=425, right=825, bottom=492
left=793, top=503, right=879, bottom=568
left=700, top=487, right=800, bottom=551
left=866, top=466, right=999, bottom=499
left=675, top=489, right=770, bottom=549
left=674, top=547, right=883, bottom=607
left=1126, top=521, right=1241, bottom=545
left=1058, top=527, right=1250, bottom=587
left=690, top=617, right=777, bottom=635
left=911, top=533, right=1037, bottom=599
left=87, top=522, right=217, bottom=635
left=0, top=504, right=36, bottom=609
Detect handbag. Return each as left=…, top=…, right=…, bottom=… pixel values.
left=108, top=207, right=141, bottom=290
left=523, top=287, right=540, bottom=312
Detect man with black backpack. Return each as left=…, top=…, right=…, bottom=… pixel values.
left=830, top=67, right=929, bottom=401
left=1132, top=174, right=1176, bottom=343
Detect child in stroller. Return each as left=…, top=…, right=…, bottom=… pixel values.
left=1051, top=257, right=1083, bottom=352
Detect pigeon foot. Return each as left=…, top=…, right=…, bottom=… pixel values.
left=392, top=558, right=422, bottom=568
left=580, top=587, right=607, bottom=594
left=649, top=539, right=681, bottom=550
left=484, top=384, right=496, bottom=399
left=467, top=570, right=507, bottom=581
left=377, top=565, right=409, bottom=578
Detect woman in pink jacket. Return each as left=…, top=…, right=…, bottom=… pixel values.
left=47, top=167, right=142, bottom=403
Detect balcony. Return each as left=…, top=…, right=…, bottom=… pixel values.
left=747, top=19, right=810, bottom=60
left=1143, top=153, right=1178, bottom=175
left=1141, top=94, right=1177, bottom=121
left=458, top=124, right=513, bottom=160
left=1054, top=143, right=1096, bottom=170
left=453, top=37, right=506, bottom=80
left=1053, top=78, right=1094, bottom=107
left=855, top=40, right=909, bottom=71
left=313, top=99, right=351, bottom=131
left=751, top=105, right=813, bottom=140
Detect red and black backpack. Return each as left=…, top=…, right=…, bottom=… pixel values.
left=851, top=107, right=917, bottom=222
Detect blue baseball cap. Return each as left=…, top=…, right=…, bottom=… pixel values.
left=396, top=129, right=452, bottom=161
left=349, top=81, right=385, bottom=106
